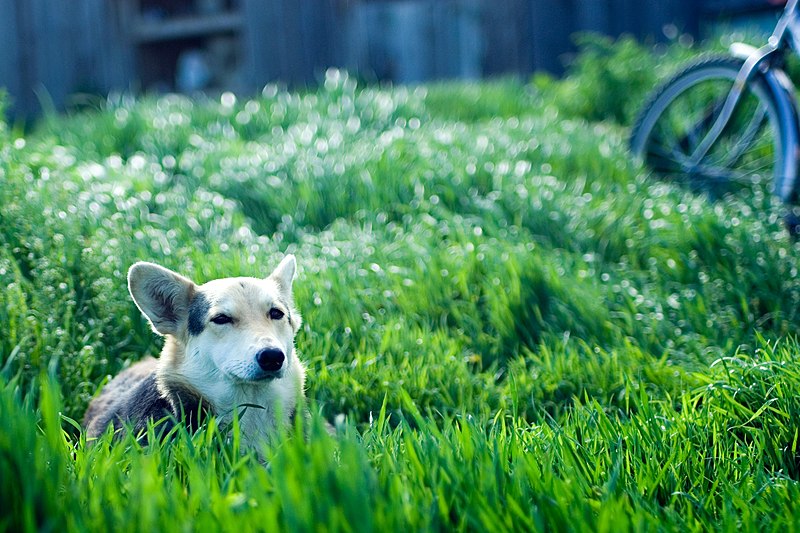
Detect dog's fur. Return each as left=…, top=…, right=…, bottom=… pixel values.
left=83, top=255, right=306, bottom=449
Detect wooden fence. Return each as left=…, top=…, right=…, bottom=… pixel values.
left=0, top=0, right=776, bottom=120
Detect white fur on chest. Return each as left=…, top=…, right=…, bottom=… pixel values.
left=161, top=350, right=306, bottom=450
left=217, top=364, right=303, bottom=447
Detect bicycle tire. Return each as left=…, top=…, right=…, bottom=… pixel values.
left=630, top=55, right=795, bottom=201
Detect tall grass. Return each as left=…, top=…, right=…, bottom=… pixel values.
left=3, top=34, right=800, bottom=530
left=5, top=339, right=800, bottom=531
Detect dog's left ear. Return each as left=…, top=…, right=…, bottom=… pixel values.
left=269, top=254, right=301, bottom=332
left=269, top=254, right=296, bottom=295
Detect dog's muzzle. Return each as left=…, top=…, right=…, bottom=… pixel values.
left=256, top=348, right=285, bottom=374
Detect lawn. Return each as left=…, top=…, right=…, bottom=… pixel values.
left=4, top=36, right=800, bottom=531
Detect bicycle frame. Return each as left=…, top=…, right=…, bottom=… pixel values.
left=776, top=0, right=800, bottom=52
left=690, top=0, right=800, bottom=168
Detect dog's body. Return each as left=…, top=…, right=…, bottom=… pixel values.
left=84, top=255, right=306, bottom=450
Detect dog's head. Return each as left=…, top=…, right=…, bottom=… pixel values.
left=127, top=255, right=301, bottom=383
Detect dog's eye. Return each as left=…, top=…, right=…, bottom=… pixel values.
left=210, top=314, right=233, bottom=325
left=268, top=308, right=284, bottom=320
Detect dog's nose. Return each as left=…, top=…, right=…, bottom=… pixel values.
left=256, top=348, right=285, bottom=372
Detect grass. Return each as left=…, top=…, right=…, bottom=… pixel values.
left=4, top=34, right=800, bottom=530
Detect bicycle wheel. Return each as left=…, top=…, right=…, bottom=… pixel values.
left=630, top=56, right=793, bottom=201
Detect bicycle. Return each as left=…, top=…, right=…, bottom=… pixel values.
left=630, top=0, right=800, bottom=213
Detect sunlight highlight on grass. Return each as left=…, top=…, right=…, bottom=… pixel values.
left=3, top=36, right=800, bottom=530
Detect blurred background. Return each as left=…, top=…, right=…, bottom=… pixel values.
left=0, top=0, right=787, bottom=121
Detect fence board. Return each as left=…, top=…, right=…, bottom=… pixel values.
left=0, top=0, right=763, bottom=120
left=482, top=0, right=533, bottom=76
left=0, top=0, right=21, bottom=115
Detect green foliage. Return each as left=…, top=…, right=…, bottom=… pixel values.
left=532, top=33, right=714, bottom=125
left=3, top=35, right=800, bottom=530
left=5, top=339, right=800, bottom=531
left=422, top=78, right=540, bottom=122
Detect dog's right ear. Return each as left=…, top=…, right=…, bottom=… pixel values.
left=128, top=262, right=196, bottom=336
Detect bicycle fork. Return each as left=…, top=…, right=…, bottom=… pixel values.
left=687, top=42, right=779, bottom=168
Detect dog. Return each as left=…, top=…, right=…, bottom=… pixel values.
left=83, top=255, right=306, bottom=450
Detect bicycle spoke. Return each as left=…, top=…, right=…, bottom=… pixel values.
left=695, top=166, right=762, bottom=184
left=646, top=141, right=693, bottom=170
left=717, top=103, right=769, bottom=168
left=684, top=98, right=726, bottom=151
left=696, top=153, right=774, bottom=183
